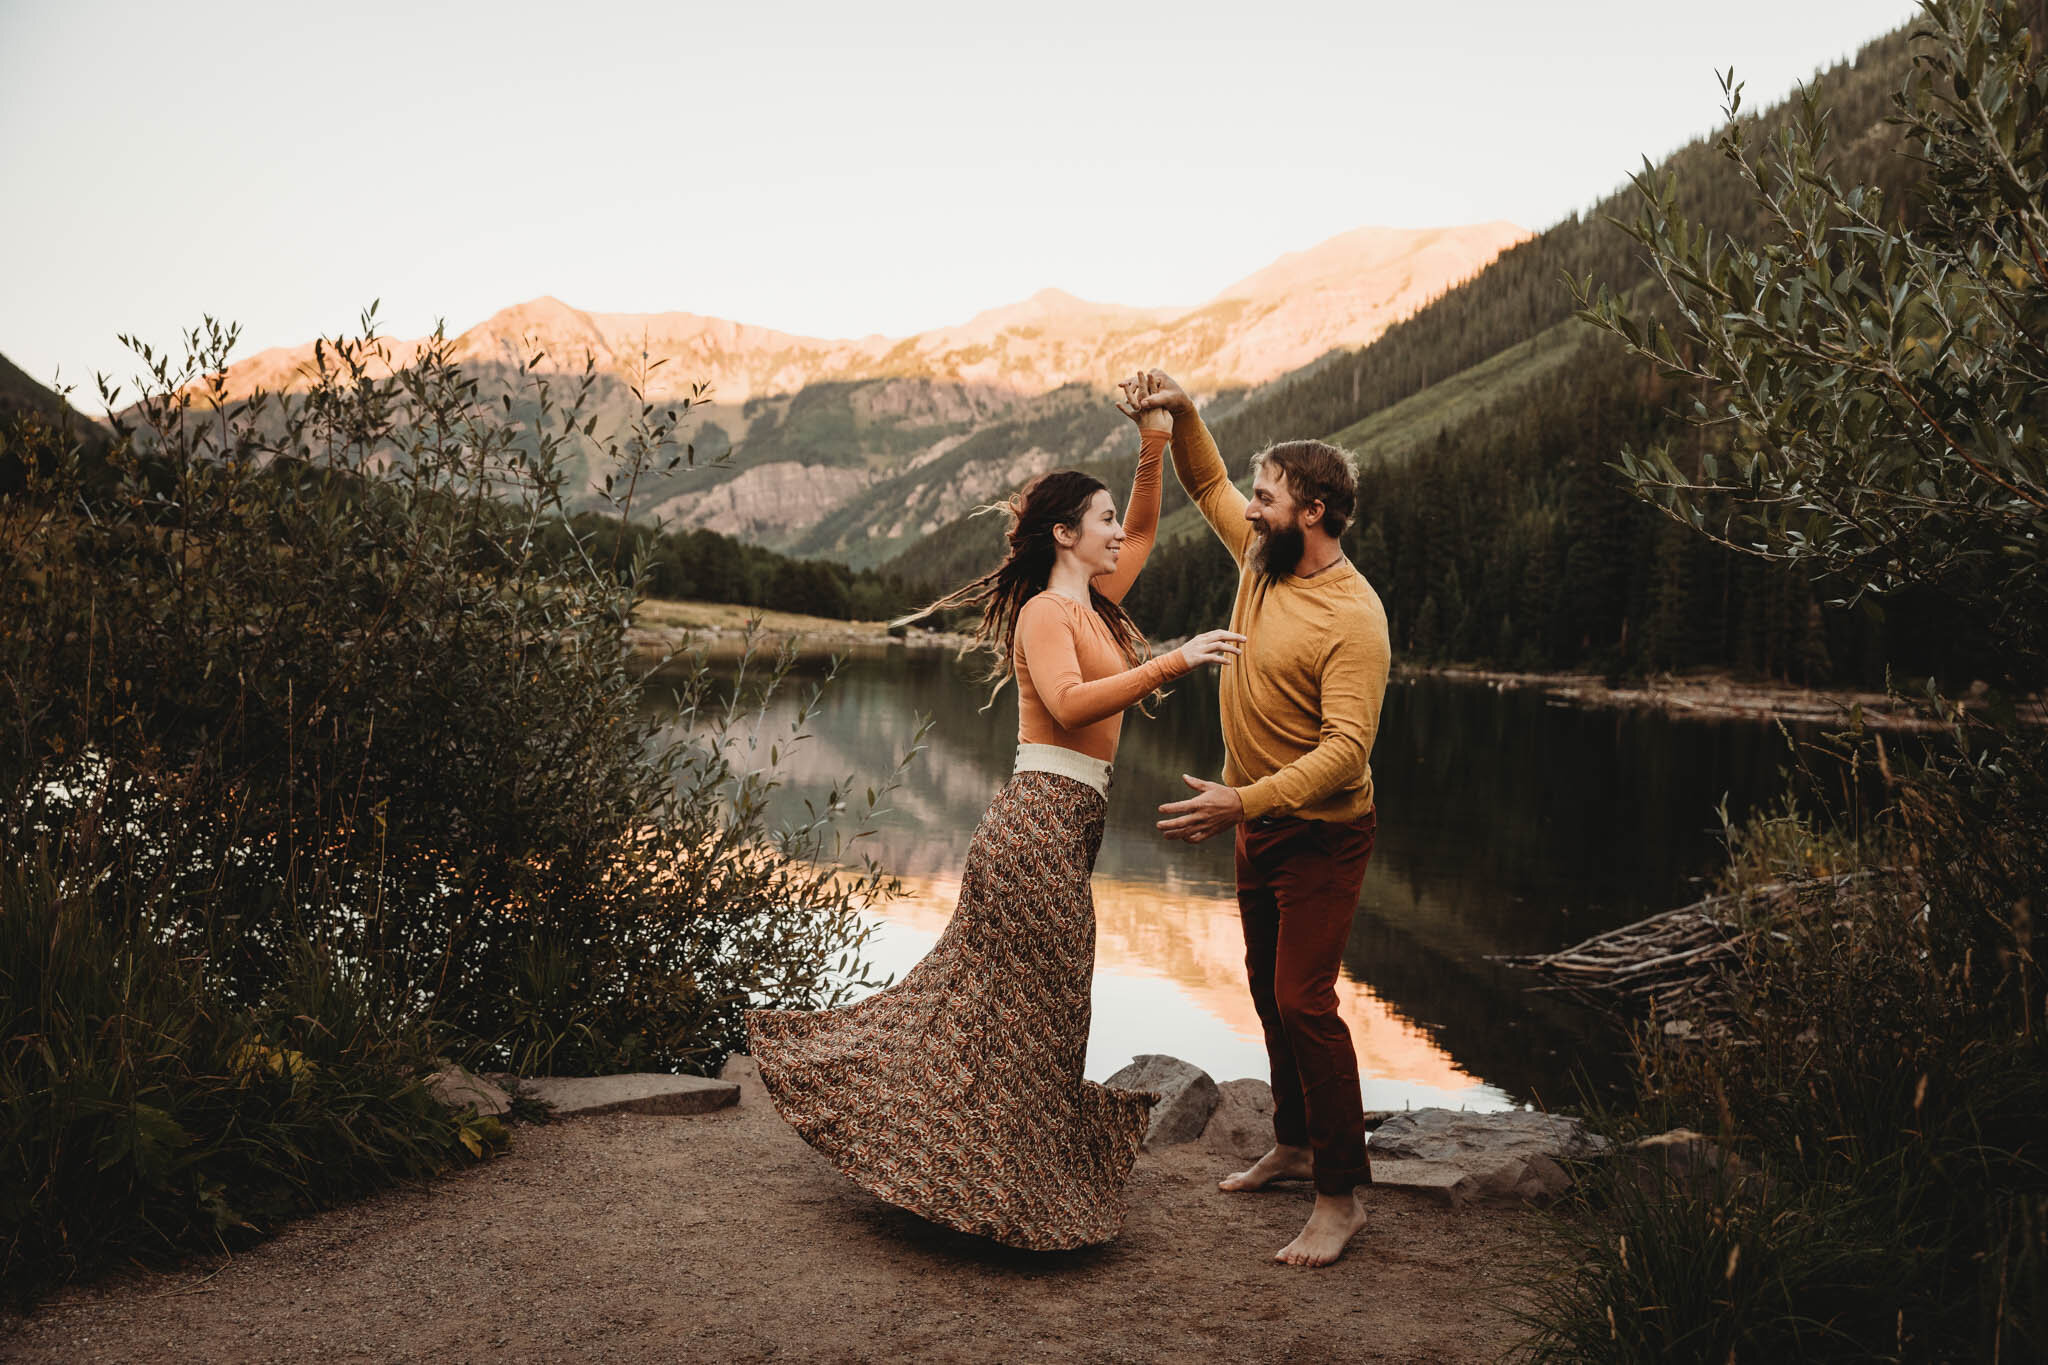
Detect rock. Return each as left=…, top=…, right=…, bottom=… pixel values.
left=1105, top=1055, right=1222, bottom=1150
left=424, top=1065, right=511, bottom=1118
left=1370, top=1107, right=1609, bottom=1164
left=1367, top=1108, right=1608, bottom=1206
left=1620, top=1128, right=1752, bottom=1197
left=1364, top=1158, right=1479, bottom=1207
left=718, top=1053, right=761, bottom=1087
left=654, top=461, right=874, bottom=542
left=524, top=1073, right=739, bottom=1118
left=1200, top=1078, right=1277, bottom=1159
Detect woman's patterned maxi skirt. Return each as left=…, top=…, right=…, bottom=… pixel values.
left=745, top=769, right=1155, bottom=1250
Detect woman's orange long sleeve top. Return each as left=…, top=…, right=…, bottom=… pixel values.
left=1012, top=428, right=1190, bottom=762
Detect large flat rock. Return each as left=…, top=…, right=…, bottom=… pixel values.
left=1370, top=1108, right=1608, bottom=1163
left=526, top=1073, right=738, bottom=1118
left=1367, top=1108, right=1608, bottom=1206
left=1368, top=1158, right=1479, bottom=1206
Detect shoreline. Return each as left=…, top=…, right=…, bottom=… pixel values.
left=628, top=599, right=2038, bottom=730
left=626, top=597, right=974, bottom=665
left=1399, top=663, right=2044, bottom=732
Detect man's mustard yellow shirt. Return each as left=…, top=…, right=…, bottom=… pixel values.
left=1171, top=413, right=1392, bottom=823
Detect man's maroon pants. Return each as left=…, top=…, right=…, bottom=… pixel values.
left=1235, top=811, right=1378, bottom=1196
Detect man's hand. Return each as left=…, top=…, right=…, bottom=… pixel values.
left=1116, top=373, right=1173, bottom=432
left=1132, top=368, right=1194, bottom=417
left=1157, top=774, right=1245, bottom=843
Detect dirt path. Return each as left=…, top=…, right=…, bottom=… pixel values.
left=5, top=1067, right=1554, bottom=1364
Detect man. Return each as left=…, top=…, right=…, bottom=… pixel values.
left=1134, top=368, right=1391, bottom=1269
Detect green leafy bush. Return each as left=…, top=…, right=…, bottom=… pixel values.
left=0, top=308, right=906, bottom=1293
left=1578, top=0, right=2048, bottom=688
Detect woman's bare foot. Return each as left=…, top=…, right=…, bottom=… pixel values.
left=1217, top=1144, right=1314, bottom=1192
left=1274, top=1190, right=1367, bottom=1267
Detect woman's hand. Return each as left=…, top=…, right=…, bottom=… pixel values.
left=1177, top=628, right=1246, bottom=669
left=1117, top=372, right=1173, bottom=432
left=1133, top=369, right=1194, bottom=417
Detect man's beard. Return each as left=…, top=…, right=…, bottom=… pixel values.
left=1252, top=522, right=1306, bottom=578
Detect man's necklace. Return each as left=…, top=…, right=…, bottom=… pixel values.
left=1294, top=554, right=1347, bottom=581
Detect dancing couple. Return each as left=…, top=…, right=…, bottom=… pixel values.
left=746, top=369, right=1392, bottom=1268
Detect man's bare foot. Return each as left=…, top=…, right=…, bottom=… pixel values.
left=1274, top=1190, right=1367, bottom=1267
left=1217, top=1144, right=1314, bottom=1192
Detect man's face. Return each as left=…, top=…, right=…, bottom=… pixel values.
left=1247, top=466, right=1310, bottom=577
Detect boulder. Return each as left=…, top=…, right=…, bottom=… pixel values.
left=1367, top=1107, right=1608, bottom=1206
left=524, top=1073, right=739, bottom=1118
left=1620, top=1128, right=1752, bottom=1197
left=1105, top=1055, right=1221, bottom=1150
left=1362, top=1159, right=1480, bottom=1206
left=1200, top=1078, right=1277, bottom=1159
left=424, top=1064, right=511, bottom=1117
left=718, top=1053, right=761, bottom=1087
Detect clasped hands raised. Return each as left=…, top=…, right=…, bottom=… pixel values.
left=1111, top=367, right=1247, bottom=844
left=1113, top=368, right=1194, bottom=432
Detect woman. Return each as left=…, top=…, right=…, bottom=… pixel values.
left=744, top=388, right=1243, bottom=1250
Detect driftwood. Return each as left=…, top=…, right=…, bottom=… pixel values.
left=1493, top=870, right=1903, bottom=1025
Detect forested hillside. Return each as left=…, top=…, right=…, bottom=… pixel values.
left=539, top=512, right=916, bottom=622
left=1196, top=21, right=1924, bottom=467
left=888, top=15, right=1998, bottom=687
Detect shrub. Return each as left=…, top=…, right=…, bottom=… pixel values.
left=0, top=309, right=906, bottom=1293
left=1579, top=0, right=2048, bottom=688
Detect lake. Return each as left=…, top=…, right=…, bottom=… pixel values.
left=652, top=648, right=1812, bottom=1112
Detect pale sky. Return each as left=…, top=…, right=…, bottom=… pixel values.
left=1, top=0, right=1923, bottom=397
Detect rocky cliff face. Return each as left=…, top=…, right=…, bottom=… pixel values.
left=209, top=221, right=1527, bottom=557
left=653, top=461, right=876, bottom=542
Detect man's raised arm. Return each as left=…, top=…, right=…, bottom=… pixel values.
left=1136, top=370, right=1253, bottom=562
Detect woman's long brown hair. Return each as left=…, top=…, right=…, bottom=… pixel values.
left=896, top=469, right=1151, bottom=706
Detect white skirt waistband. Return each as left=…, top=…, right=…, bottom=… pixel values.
left=1014, top=743, right=1112, bottom=798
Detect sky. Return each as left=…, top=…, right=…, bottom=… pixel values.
left=1, top=0, right=1924, bottom=398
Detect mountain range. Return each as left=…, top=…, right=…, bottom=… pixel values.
left=196, top=221, right=1525, bottom=567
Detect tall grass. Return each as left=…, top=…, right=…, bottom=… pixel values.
left=1521, top=713, right=2048, bottom=1361
left=0, top=803, right=503, bottom=1298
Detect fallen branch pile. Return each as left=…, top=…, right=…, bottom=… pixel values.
left=1494, top=870, right=1904, bottom=1025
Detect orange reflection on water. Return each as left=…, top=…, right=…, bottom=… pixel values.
left=876, top=871, right=1488, bottom=1098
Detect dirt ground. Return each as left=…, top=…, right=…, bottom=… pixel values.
left=5, top=1066, right=1555, bottom=1364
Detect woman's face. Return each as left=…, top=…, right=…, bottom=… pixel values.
left=1059, top=488, right=1125, bottom=579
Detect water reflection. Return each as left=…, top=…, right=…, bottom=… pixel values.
left=648, top=649, right=1811, bottom=1111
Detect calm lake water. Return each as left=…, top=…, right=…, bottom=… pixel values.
left=654, top=648, right=1814, bottom=1112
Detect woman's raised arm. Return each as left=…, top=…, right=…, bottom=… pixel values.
left=1094, top=422, right=1170, bottom=604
